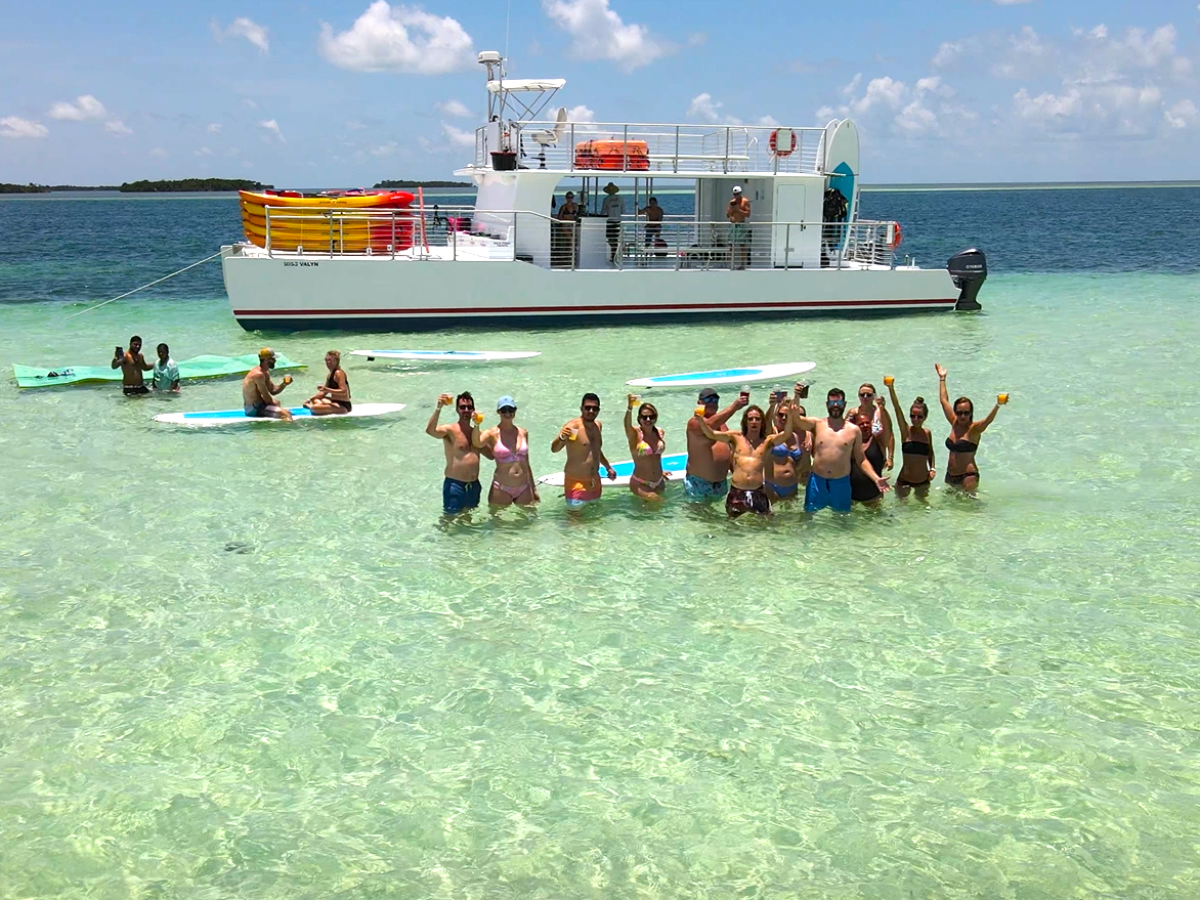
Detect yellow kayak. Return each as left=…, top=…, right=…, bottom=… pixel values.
left=239, top=189, right=414, bottom=209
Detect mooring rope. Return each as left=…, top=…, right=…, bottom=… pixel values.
left=65, top=250, right=224, bottom=319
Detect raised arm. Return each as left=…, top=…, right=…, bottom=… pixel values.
left=765, top=404, right=799, bottom=446
left=696, top=412, right=737, bottom=445
left=935, top=363, right=955, bottom=424
left=425, top=394, right=453, bottom=438
left=624, top=394, right=639, bottom=444
left=470, top=422, right=495, bottom=451
left=886, top=378, right=910, bottom=440
left=550, top=420, right=574, bottom=453
left=708, top=397, right=744, bottom=428
left=974, top=400, right=1002, bottom=435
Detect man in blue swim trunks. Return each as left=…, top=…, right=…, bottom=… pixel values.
left=427, top=391, right=484, bottom=514
left=684, top=386, right=747, bottom=501
left=794, top=388, right=889, bottom=513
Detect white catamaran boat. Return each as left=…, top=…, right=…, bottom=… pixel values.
left=220, top=51, right=987, bottom=331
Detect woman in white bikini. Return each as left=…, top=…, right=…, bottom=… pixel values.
left=471, top=395, right=539, bottom=506
left=624, top=394, right=667, bottom=501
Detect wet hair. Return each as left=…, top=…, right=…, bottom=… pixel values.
left=827, top=388, right=846, bottom=401
left=911, top=396, right=929, bottom=418
left=637, top=402, right=658, bottom=421
left=156, top=343, right=168, bottom=353
left=953, top=396, right=974, bottom=416
left=581, top=392, right=600, bottom=407
left=740, top=405, right=766, bottom=437
left=455, top=391, right=474, bottom=407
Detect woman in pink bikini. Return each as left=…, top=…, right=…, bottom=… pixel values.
left=471, top=395, right=540, bottom=507
left=624, top=394, right=668, bottom=501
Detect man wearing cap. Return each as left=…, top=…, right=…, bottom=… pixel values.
left=554, top=191, right=579, bottom=267
left=726, top=185, right=751, bottom=269
left=684, top=387, right=747, bottom=500
left=427, top=391, right=485, bottom=514
left=241, top=347, right=293, bottom=421
left=601, top=182, right=624, bottom=264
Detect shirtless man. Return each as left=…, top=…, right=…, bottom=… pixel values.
left=794, top=387, right=889, bottom=513
left=427, top=391, right=483, bottom=514
left=550, top=392, right=616, bottom=507
left=726, top=185, right=751, bottom=269
left=241, top=347, right=294, bottom=421
left=684, top=386, right=747, bottom=501
left=110, top=335, right=154, bottom=396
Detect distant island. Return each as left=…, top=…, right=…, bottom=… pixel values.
left=374, top=180, right=474, bottom=189
left=119, top=178, right=272, bottom=193
left=2, top=183, right=119, bottom=192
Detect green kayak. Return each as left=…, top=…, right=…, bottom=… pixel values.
left=13, top=353, right=305, bottom=389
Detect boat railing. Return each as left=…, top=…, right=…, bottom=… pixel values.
left=474, top=121, right=828, bottom=176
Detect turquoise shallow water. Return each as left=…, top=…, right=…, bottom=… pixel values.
left=2, top=192, right=1200, bottom=898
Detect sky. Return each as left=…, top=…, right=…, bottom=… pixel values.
left=1, top=0, right=1198, bottom=186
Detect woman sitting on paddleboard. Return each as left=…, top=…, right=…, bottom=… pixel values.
left=697, top=400, right=797, bottom=517
left=762, top=389, right=811, bottom=503
left=472, top=395, right=539, bottom=507
left=305, top=350, right=351, bottom=415
left=885, top=376, right=935, bottom=497
left=846, top=382, right=893, bottom=504
left=624, top=394, right=667, bottom=501
left=935, top=363, right=1006, bottom=493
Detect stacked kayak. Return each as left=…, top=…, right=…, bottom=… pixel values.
left=240, top=190, right=415, bottom=253
left=13, top=353, right=305, bottom=389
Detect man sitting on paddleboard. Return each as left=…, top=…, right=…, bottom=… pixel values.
left=551, top=393, right=616, bottom=507
left=685, top=386, right=747, bottom=501
left=241, top=347, right=293, bottom=421
left=111, top=335, right=153, bottom=396
left=427, top=391, right=484, bottom=514
left=793, top=387, right=889, bottom=513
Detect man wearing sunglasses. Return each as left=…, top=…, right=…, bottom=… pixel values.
left=551, top=393, right=617, bottom=506
left=427, top=391, right=484, bottom=514
left=684, top=386, right=747, bottom=500
left=793, top=387, right=889, bottom=513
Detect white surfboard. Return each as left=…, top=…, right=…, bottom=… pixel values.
left=537, top=452, right=688, bottom=488
left=350, top=350, right=540, bottom=362
left=155, top=402, right=406, bottom=426
left=627, top=362, right=815, bottom=389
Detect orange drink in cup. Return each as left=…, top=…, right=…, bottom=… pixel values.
left=884, top=375, right=894, bottom=387
left=694, top=405, right=706, bottom=417
left=998, top=393, right=1009, bottom=405
left=472, top=412, right=484, bottom=425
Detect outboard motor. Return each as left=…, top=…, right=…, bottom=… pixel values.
left=948, top=248, right=987, bottom=311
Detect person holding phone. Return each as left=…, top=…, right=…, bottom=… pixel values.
left=110, top=335, right=153, bottom=396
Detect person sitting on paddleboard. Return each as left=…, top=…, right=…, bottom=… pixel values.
left=472, top=395, right=539, bottom=507
left=151, top=343, right=180, bottom=393
left=696, top=398, right=797, bottom=517
left=685, top=386, right=747, bottom=501
left=111, top=335, right=153, bottom=396
left=241, top=347, right=293, bottom=421
left=624, top=394, right=668, bottom=501
left=304, top=350, right=352, bottom=415
left=935, top=363, right=1006, bottom=493
left=794, top=388, right=889, bottom=513
left=427, top=391, right=485, bottom=515
left=551, top=393, right=616, bottom=507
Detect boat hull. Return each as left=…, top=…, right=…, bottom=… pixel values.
left=222, top=249, right=961, bottom=332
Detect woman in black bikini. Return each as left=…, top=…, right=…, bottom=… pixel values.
left=885, top=376, right=935, bottom=497
left=846, top=382, right=893, bottom=503
left=305, top=350, right=352, bottom=415
left=935, top=363, right=1005, bottom=493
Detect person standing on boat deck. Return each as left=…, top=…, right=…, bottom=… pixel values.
left=472, top=395, right=539, bottom=507
left=151, top=343, right=180, bottom=393
left=304, top=350, right=351, bottom=415
left=241, top=347, right=294, bottom=421
left=794, top=388, right=889, bottom=513
left=553, top=191, right=579, bottom=267
left=111, top=335, right=153, bottom=396
left=428, top=392, right=485, bottom=514
left=885, top=377, right=936, bottom=497
left=726, top=185, right=751, bottom=269
left=551, top=393, right=616, bottom=507
left=935, top=363, right=1005, bottom=493
left=846, top=383, right=894, bottom=504
left=638, top=196, right=664, bottom=247
left=685, top=386, right=747, bottom=501
left=601, top=182, right=624, bottom=264
left=624, top=394, right=668, bottom=501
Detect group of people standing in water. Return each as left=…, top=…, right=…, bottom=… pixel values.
left=426, top=363, right=1006, bottom=517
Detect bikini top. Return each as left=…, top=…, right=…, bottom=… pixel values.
left=945, top=436, right=979, bottom=454
left=325, top=369, right=349, bottom=395
left=637, top=429, right=664, bottom=456
left=901, top=439, right=930, bottom=455
left=494, top=428, right=528, bottom=463
left=771, top=442, right=806, bottom=461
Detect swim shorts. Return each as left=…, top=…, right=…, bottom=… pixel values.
left=565, top=479, right=602, bottom=506
left=443, top=477, right=482, bottom=513
left=805, top=473, right=852, bottom=513
left=244, top=401, right=268, bottom=418
left=684, top=474, right=729, bottom=501
left=726, top=486, right=771, bottom=517
left=728, top=222, right=749, bottom=246
left=123, top=385, right=150, bottom=396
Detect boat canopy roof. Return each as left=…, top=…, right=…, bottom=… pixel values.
left=487, top=78, right=567, bottom=93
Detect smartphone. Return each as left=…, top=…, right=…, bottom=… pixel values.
left=115, top=345, right=123, bottom=356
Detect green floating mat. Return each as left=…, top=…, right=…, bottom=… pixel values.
left=13, top=353, right=305, bottom=389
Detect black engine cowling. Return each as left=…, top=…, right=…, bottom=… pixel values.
left=948, top=248, right=987, bottom=311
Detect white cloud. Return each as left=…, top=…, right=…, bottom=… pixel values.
left=242, top=98, right=258, bottom=110
left=991, top=26, right=1053, bottom=78
left=441, top=122, right=476, bottom=147
left=543, top=0, right=671, bottom=72
left=212, top=16, right=270, bottom=53
left=565, top=104, right=596, bottom=123
left=206, top=122, right=222, bottom=134
left=48, top=94, right=107, bottom=121
left=195, top=146, right=214, bottom=157
left=149, top=147, right=168, bottom=159
left=0, top=116, right=49, bottom=139
left=1165, top=99, right=1197, bottom=129
left=435, top=98, right=472, bottom=118
left=369, top=141, right=398, bottom=156
left=259, top=119, right=285, bottom=142
left=851, top=76, right=906, bottom=115
left=687, top=92, right=723, bottom=124
left=105, top=120, right=133, bottom=135
left=1013, top=83, right=1165, bottom=136
left=756, top=115, right=781, bottom=127
left=318, top=1, right=474, bottom=74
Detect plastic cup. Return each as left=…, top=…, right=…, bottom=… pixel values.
left=629, top=396, right=639, bottom=409
left=884, top=376, right=894, bottom=386
left=694, top=405, right=706, bottom=417
left=472, top=412, right=484, bottom=425
left=998, top=393, right=1009, bottom=405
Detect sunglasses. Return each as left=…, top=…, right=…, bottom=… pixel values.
left=639, top=413, right=657, bottom=421
left=499, top=407, right=516, bottom=415
left=583, top=405, right=600, bottom=412
left=956, top=410, right=971, bottom=416
left=828, top=400, right=846, bottom=407
left=700, top=397, right=718, bottom=403
left=458, top=405, right=474, bottom=412
left=859, top=391, right=874, bottom=398
left=911, top=413, right=925, bottom=420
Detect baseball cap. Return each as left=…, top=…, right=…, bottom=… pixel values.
left=496, top=395, right=517, bottom=411
left=258, top=346, right=275, bottom=360
left=698, top=387, right=719, bottom=401
left=732, top=185, right=742, bottom=194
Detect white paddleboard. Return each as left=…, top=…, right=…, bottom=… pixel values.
left=538, top=452, right=688, bottom=488
left=627, top=362, right=815, bottom=389
left=350, top=350, right=540, bottom=362
left=155, top=402, right=406, bottom=426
